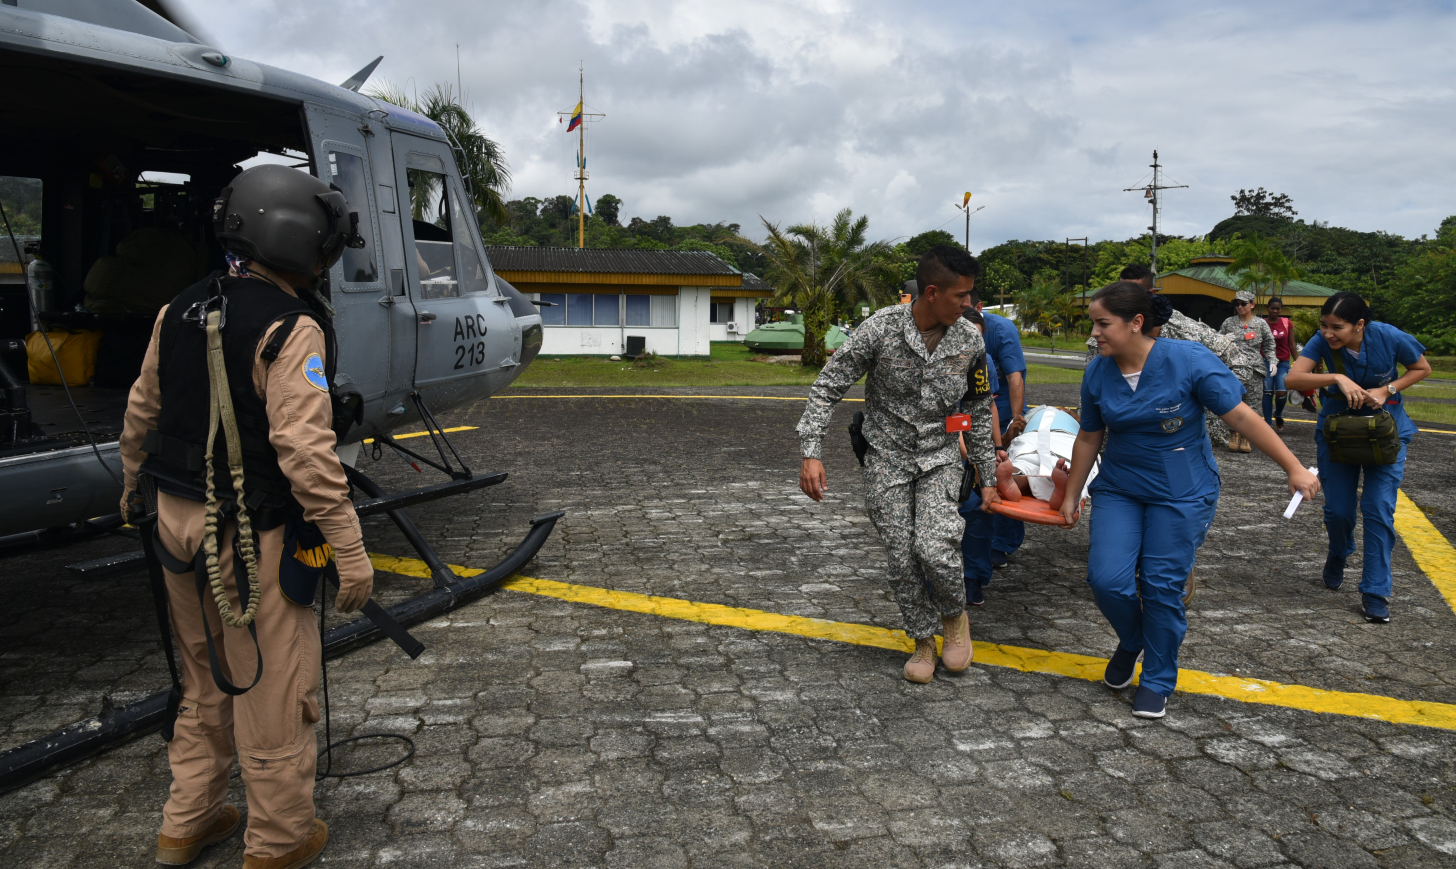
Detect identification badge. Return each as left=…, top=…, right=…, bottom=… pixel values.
left=1244, top=332, right=1255, bottom=341
left=1161, top=416, right=1184, bottom=433
left=945, top=413, right=972, bottom=432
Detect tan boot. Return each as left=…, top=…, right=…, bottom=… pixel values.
left=941, top=611, right=974, bottom=672
left=903, top=637, right=937, bottom=683
left=1227, top=433, right=1241, bottom=452
left=1240, top=434, right=1253, bottom=453
left=242, top=819, right=328, bottom=869
left=155, top=805, right=241, bottom=865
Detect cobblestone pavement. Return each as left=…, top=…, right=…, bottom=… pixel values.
left=5, top=384, right=1456, bottom=867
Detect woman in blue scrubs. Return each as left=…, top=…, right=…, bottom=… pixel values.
left=1058, top=283, right=1319, bottom=719
left=1285, top=292, right=1431, bottom=623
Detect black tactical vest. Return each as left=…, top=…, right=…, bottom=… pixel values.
left=140, top=274, right=331, bottom=526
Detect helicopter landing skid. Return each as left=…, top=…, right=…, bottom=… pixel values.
left=0, top=467, right=563, bottom=793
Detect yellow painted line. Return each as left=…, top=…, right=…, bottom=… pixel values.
left=498, top=393, right=864, bottom=402
left=1280, top=417, right=1456, bottom=436
left=363, top=425, right=478, bottom=443
left=1395, top=490, right=1456, bottom=616
left=369, top=552, right=1456, bottom=731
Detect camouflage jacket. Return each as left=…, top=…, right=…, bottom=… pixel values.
left=1220, top=315, right=1277, bottom=367
left=798, top=303, right=996, bottom=483
left=1084, top=309, right=1262, bottom=383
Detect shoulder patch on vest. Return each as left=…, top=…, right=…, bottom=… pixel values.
left=302, top=353, right=329, bottom=391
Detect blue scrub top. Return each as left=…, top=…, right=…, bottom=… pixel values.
left=983, top=311, right=1026, bottom=421
left=1081, top=339, right=1244, bottom=502
left=1299, top=322, right=1425, bottom=441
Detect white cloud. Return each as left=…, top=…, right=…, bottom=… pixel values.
left=178, top=0, right=1455, bottom=247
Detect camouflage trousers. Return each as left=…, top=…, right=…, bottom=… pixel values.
left=863, top=451, right=967, bottom=639
left=1207, top=369, right=1265, bottom=447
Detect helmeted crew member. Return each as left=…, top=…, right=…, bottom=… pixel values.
left=978, top=291, right=1027, bottom=569
left=1286, top=292, right=1431, bottom=623
left=1058, top=282, right=1318, bottom=719
left=798, top=245, right=999, bottom=683
left=1219, top=290, right=1275, bottom=453
left=119, top=164, right=373, bottom=868
left=1084, top=264, right=1262, bottom=449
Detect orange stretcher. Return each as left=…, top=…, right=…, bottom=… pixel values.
left=987, top=495, right=1082, bottom=526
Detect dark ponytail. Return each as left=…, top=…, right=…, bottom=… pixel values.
left=1322, top=291, right=1372, bottom=326
left=1090, top=281, right=1169, bottom=329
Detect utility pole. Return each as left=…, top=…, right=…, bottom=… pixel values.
left=1123, top=150, right=1187, bottom=274
left=1066, top=236, right=1089, bottom=317
left=558, top=64, right=605, bottom=248
left=953, top=192, right=984, bottom=250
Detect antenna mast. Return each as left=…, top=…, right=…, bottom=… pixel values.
left=559, top=64, right=605, bottom=248
left=1124, top=150, right=1187, bottom=274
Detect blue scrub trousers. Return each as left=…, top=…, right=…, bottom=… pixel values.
left=1087, top=489, right=1216, bottom=697
left=1263, top=360, right=1289, bottom=423
left=1316, top=431, right=1408, bottom=600
left=959, top=486, right=993, bottom=596
left=992, top=417, right=1025, bottom=556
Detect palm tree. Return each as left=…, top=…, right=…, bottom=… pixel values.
left=1229, top=233, right=1304, bottom=305
left=1012, top=277, right=1082, bottom=350
left=365, top=82, right=512, bottom=228
left=759, top=209, right=897, bottom=367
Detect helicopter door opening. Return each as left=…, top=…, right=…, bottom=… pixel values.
left=318, top=144, right=388, bottom=402
left=394, top=136, right=517, bottom=399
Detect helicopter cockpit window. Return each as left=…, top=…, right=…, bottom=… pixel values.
left=447, top=179, right=490, bottom=295
left=407, top=167, right=457, bottom=300
left=326, top=151, right=377, bottom=283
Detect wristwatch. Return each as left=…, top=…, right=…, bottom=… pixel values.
left=1386, top=384, right=1399, bottom=398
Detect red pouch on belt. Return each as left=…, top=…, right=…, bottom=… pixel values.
left=945, top=413, right=971, bottom=432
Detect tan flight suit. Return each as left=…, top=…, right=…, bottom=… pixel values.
left=120, top=266, right=373, bottom=860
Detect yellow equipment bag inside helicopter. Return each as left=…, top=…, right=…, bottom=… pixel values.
left=26, top=328, right=103, bottom=386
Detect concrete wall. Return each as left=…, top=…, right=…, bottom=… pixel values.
left=534, top=287, right=718, bottom=357
left=708, top=298, right=758, bottom=343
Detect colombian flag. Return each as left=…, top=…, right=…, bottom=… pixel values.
left=567, top=101, right=583, bottom=132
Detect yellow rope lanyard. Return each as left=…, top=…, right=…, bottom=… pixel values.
left=201, top=308, right=261, bottom=628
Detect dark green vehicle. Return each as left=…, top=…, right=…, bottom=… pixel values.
left=744, top=313, right=848, bottom=354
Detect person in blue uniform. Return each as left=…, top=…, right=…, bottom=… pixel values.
left=980, top=300, right=1027, bottom=568
left=1285, top=292, right=1431, bottom=623
left=957, top=308, right=1004, bottom=606
left=1058, top=282, right=1319, bottom=719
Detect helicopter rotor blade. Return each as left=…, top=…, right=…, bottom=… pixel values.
left=340, top=56, right=385, bottom=93
left=133, top=0, right=216, bottom=47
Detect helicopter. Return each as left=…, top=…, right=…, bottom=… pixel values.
left=0, top=0, right=558, bottom=788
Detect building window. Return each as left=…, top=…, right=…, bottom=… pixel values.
left=710, top=302, right=733, bottom=323
left=650, top=295, right=677, bottom=328
left=625, top=295, right=650, bottom=327
left=538, top=293, right=565, bottom=325
left=594, top=294, right=620, bottom=326
left=567, top=293, right=593, bottom=325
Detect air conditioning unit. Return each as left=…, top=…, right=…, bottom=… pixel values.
left=726, top=321, right=738, bottom=333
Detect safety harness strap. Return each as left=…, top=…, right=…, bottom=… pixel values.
left=259, top=314, right=300, bottom=365
left=137, top=475, right=184, bottom=742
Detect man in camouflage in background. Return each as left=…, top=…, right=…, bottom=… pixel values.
left=1084, top=264, right=1262, bottom=448
left=798, top=245, right=999, bottom=684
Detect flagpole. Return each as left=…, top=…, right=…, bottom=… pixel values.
left=578, top=64, right=585, bottom=248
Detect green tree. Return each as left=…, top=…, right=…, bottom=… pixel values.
left=1012, top=275, right=1081, bottom=349
left=365, top=82, right=511, bottom=227
left=904, top=229, right=959, bottom=256
left=1387, top=217, right=1456, bottom=353
left=595, top=194, right=622, bottom=226
left=1229, top=233, right=1304, bottom=304
left=1231, top=188, right=1297, bottom=219
left=760, top=209, right=896, bottom=367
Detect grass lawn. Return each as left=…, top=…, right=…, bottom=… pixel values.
left=1018, top=332, right=1090, bottom=352
left=510, top=342, right=827, bottom=388
left=511, top=344, right=1085, bottom=390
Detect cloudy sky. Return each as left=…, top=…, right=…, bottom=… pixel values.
left=183, top=0, right=1453, bottom=250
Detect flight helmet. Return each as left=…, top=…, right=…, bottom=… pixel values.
left=212, top=164, right=363, bottom=275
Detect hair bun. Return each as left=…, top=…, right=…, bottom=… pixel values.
left=1148, top=293, right=1173, bottom=328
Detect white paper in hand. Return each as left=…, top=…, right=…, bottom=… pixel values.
left=1283, top=466, right=1320, bottom=519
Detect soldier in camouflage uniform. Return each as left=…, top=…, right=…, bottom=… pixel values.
left=798, top=246, right=999, bottom=683
left=1219, top=290, right=1276, bottom=452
